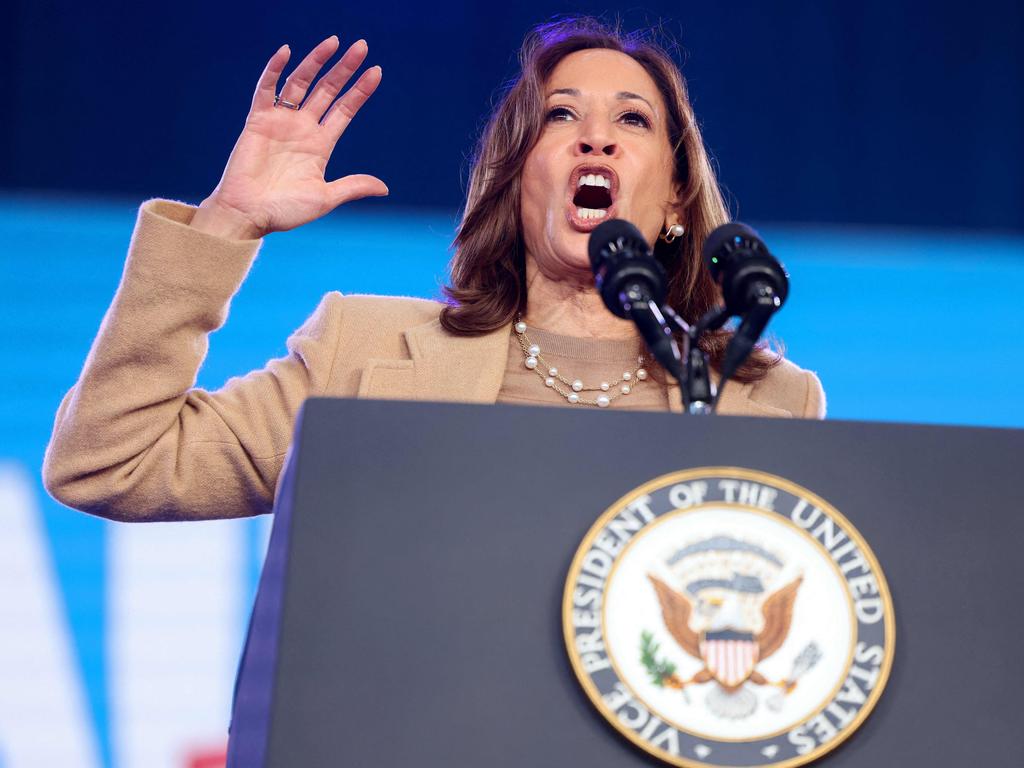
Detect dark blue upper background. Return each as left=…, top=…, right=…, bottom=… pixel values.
left=6, top=0, right=1023, bottom=229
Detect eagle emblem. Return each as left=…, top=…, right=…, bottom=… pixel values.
left=642, top=535, right=821, bottom=719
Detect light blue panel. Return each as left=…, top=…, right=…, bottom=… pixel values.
left=1, top=197, right=140, bottom=768
left=762, top=225, right=1024, bottom=427
left=1, top=194, right=1022, bottom=766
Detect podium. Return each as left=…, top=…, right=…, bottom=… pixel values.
left=226, top=398, right=1024, bottom=767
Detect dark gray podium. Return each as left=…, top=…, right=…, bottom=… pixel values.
left=226, top=398, right=1024, bottom=767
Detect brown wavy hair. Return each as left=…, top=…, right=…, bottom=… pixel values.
left=441, top=16, right=780, bottom=382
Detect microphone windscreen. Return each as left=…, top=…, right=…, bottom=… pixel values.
left=702, top=222, right=763, bottom=274
left=588, top=218, right=648, bottom=273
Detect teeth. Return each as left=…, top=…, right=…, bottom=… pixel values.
left=576, top=207, right=608, bottom=220
left=576, top=173, right=612, bottom=189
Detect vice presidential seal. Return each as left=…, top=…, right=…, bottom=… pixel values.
left=563, top=468, right=894, bottom=768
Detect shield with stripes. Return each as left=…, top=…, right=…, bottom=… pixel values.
left=700, top=630, right=760, bottom=688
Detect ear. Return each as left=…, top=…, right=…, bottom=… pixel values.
left=665, top=184, right=686, bottom=225
left=663, top=203, right=685, bottom=232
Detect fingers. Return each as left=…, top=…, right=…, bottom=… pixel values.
left=327, top=174, right=389, bottom=207
left=251, top=44, right=291, bottom=112
left=277, top=35, right=341, bottom=107
left=303, top=39, right=369, bottom=120
left=321, top=65, right=383, bottom=143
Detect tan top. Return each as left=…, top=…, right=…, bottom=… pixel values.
left=498, top=327, right=669, bottom=411
left=42, top=199, right=826, bottom=524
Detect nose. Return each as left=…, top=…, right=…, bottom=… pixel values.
left=575, top=117, right=618, bottom=157
left=577, top=139, right=617, bottom=156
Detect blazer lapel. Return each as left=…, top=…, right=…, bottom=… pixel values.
left=358, top=318, right=510, bottom=403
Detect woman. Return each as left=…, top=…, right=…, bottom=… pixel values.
left=43, top=18, right=824, bottom=522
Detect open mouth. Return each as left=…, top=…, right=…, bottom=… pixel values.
left=567, top=165, right=618, bottom=231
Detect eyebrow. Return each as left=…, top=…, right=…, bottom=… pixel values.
left=547, top=88, right=656, bottom=113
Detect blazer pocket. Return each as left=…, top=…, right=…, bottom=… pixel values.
left=357, top=359, right=419, bottom=401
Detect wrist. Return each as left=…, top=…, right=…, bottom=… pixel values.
left=191, top=196, right=263, bottom=241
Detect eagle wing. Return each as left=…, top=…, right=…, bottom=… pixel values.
left=758, top=576, right=803, bottom=660
left=647, top=574, right=701, bottom=659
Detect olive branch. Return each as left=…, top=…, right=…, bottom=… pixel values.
left=640, top=630, right=677, bottom=687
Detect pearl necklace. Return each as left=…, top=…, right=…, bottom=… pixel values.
left=514, top=318, right=648, bottom=408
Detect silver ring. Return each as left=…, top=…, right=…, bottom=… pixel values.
left=273, top=95, right=301, bottom=110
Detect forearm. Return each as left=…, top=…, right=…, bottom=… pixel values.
left=43, top=199, right=271, bottom=520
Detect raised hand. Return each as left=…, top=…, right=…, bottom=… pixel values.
left=191, top=36, right=388, bottom=240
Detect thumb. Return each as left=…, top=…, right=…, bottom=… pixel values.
left=327, top=174, right=390, bottom=207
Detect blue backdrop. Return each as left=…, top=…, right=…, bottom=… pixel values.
left=5, top=1, right=1024, bottom=228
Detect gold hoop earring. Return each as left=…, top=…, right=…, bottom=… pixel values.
left=660, top=222, right=685, bottom=244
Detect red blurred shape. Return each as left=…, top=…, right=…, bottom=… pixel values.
left=185, top=745, right=227, bottom=768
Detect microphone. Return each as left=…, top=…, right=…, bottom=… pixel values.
left=588, top=219, right=682, bottom=379
left=702, top=222, right=788, bottom=316
left=702, top=222, right=789, bottom=380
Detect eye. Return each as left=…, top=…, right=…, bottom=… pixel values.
left=546, top=106, right=576, bottom=122
left=620, top=110, right=652, bottom=129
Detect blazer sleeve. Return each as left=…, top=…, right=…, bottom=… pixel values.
left=802, top=370, right=827, bottom=419
left=42, top=199, right=343, bottom=522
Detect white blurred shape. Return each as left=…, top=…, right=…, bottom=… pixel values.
left=0, top=462, right=102, bottom=768
left=109, top=517, right=246, bottom=768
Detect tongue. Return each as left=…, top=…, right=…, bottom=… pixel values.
left=573, top=184, right=612, bottom=209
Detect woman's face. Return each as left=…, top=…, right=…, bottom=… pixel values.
left=520, top=49, right=680, bottom=283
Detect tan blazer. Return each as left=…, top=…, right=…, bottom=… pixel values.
left=43, top=200, right=826, bottom=523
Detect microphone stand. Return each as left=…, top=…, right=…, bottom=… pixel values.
left=716, top=286, right=782, bottom=387
left=607, top=241, right=776, bottom=415
left=592, top=219, right=786, bottom=416
left=620, top=285, right=733, bottom=416
left=661, top=288, right=781, bottom=414
left=660, top=304, right=729, bottom=415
